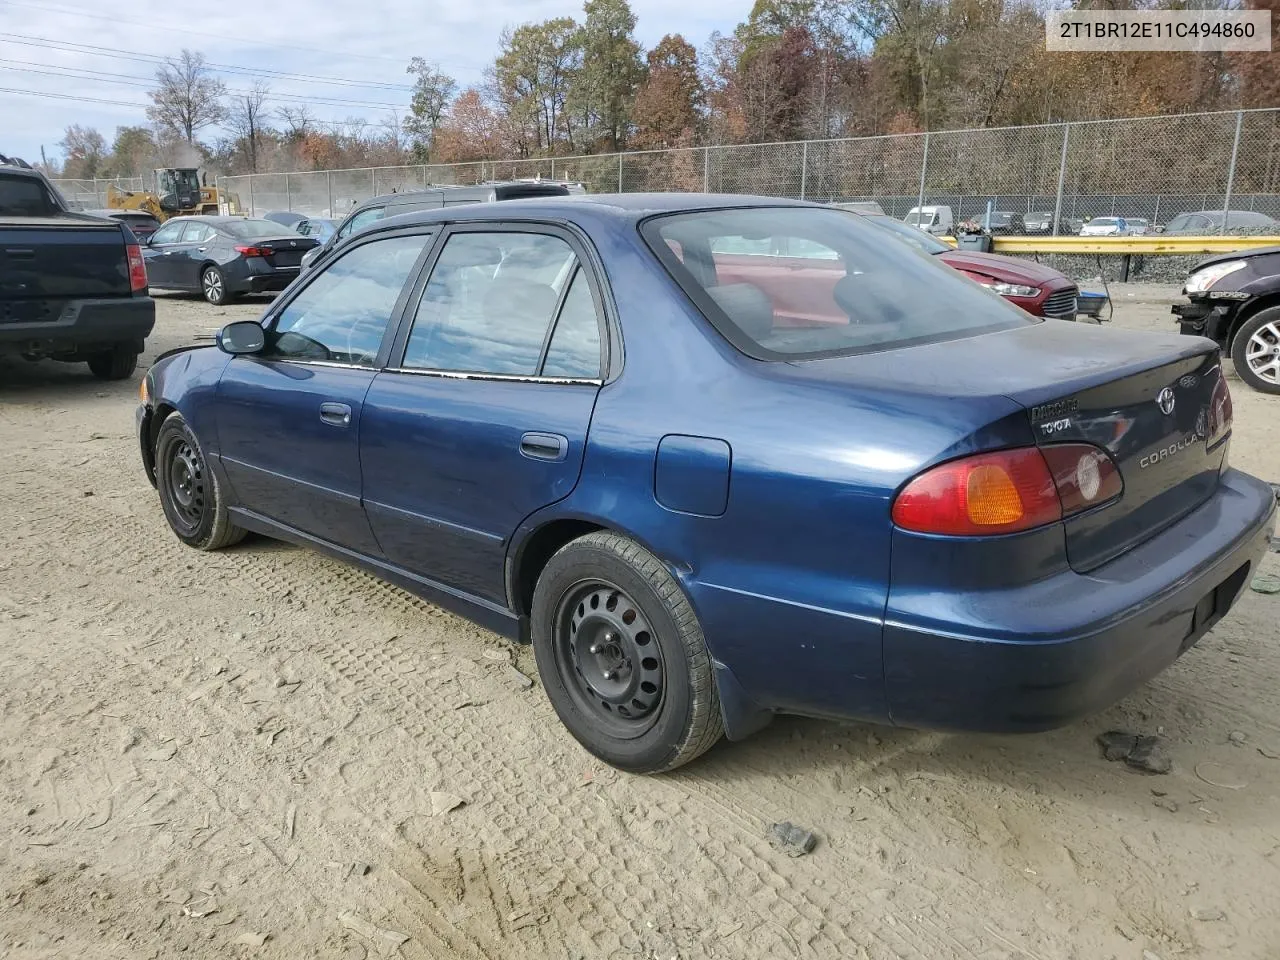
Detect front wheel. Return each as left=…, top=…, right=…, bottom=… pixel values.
left=154, top=412, right=246, bottom=550
left=531, top=532, right=724, bottom=773
left=201, top=265, right=231, bottom=306
left=1231, top=307, right=1280, bottom=394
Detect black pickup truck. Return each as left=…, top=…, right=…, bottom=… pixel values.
left=1, top=155, right=155, bottom=380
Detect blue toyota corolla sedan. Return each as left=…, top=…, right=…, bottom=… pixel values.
left=136, top=194, right=1276, bottom=773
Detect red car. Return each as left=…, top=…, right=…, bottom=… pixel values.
left=863, top=213, right=1079, bottom=320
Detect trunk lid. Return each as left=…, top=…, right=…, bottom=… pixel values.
left=0, top=216, right=131, bottom=302
left=791, top=321, right=1227, bottom=570
left=253, top=235, right=318, bottom=269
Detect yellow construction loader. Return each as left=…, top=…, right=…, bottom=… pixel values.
left=107, top=168, right=241, bottom=221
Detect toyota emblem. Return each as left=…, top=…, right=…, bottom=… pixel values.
left=1156, top=387, right=1176, bottom=415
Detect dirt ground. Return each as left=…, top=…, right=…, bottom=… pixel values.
left=1, top=285, right=1278, bottom=960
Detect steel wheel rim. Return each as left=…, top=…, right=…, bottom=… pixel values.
left=165, top=438, right=207, bottom=535
left=203, top=270, right=222, bottom=301
left=1245, top=321, right=1280, bottom=384
left=554, top=580, right=665, bottom=739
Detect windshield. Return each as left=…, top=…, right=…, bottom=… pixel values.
left=644, top=206, right=1034, bottom=361
left=1090, top=218, right=1119, bottom=227
left=862, top=215, right=950, bottom=254
left=224, top=219, right=290, bottom=239
left=905, top=211, right=935, bottom=226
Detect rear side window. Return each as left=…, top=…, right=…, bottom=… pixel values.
left=644, top=206, right=1034, bottom=361
left=0, top=174, right=58, bottom=216
left=401, top=231, right=584, bottom=376
left=542, top=269, right=602, bottom=378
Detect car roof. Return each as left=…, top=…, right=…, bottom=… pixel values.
left=361, top=192, right=822, bottom=238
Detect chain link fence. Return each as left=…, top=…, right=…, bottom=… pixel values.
left=49, top=177, right=147, bottom=211
left=205, top=108, right=1276, bottom=233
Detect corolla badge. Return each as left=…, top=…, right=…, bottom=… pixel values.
left=1156, top=387, right=1176, bottom=416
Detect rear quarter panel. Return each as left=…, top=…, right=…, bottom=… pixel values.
left=512, top=216, right=1023, bottom=724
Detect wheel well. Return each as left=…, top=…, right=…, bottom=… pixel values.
left=150, top=402, right=177, bottom=455
left=511, top=519, right=605, bottom=621
left=1229, top=294, right=1280, bottom=349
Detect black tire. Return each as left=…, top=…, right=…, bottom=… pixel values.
left=201, top=265, right=231, bottom=305
left=87, top=344, right=138, bottom=381
left=531, top=532, right=724, bottom=773
left=1231, top=307, right=1280, bottom=395
left=154, top=412, right=246, bottom=551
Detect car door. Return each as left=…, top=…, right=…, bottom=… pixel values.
left=170, top=221, right=216, bottom=289
left=214, top=229, right=436, bottom=554
left=141, top=219, right=185, bottom=286
left=360, top=225, right=607, bottom=604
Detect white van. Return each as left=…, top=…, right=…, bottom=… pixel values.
left=904, top=205, right=954, bottom=236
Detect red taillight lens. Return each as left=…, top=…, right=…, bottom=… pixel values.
left=1206, top=370, right=1233, bottom=446
left=892, top=448, right=1061, bottom=536
left=892, top=444, right=1121, bottom=537
left=235, top=245, right=265, bottom=257
left=126, top=242, right=148, bottom=292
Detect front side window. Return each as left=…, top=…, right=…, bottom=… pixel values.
left=263, top=233, right=430, bottom=365
left=402, top=231, right=582, bottom=376
left=339, top=206, right=386, bottom=239
left=150, top=220, right=185, bottom=244
left=645, top=206, right=1035, bottom=361
left=181, top=223, right=216, bottom=243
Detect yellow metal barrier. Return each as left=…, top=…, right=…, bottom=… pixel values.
left=940, top=235, right=1280, bottom=255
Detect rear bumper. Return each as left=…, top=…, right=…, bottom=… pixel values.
left=232, top=261, right=300, bottom=295
left=883, top=468, right=1275, bottom=732
left=0, top=296, right=155, bottom=355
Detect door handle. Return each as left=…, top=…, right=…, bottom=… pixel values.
left=319, top=401, right=352, bottom=427
left=197, top=247, right=207, bottom=252
left=520, top=432, right=568, bottom=462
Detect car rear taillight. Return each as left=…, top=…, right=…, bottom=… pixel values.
left=126, top=242, right=148, bottom=293
left=1039, top=443, right=1123, bottom=514
left=892, top=444, right=1121, bottom=536
left=235, top=245, right=266, bottom=257
left=1206, top=371, right=1233, bottom=447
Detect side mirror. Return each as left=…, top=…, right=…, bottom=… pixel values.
left=217, top=320, right=265, bottom=355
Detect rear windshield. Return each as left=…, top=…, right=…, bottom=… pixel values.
left=644, top=206, right=1035, bottom=361
left=0, top=173, right=59, bottom=216
left=224, top=218, right=288, bottom=239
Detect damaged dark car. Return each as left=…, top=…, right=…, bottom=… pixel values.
left=1173, top=246, right=1280, bottom=394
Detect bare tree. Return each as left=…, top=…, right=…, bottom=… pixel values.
left=228, top=81, right=271, bottom=172
left=277, top=105, right=314, bottom=141
left=146, top=50, right=227, bottom=145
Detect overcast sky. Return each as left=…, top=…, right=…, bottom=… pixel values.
left=0, top=0, right=741, bottom=167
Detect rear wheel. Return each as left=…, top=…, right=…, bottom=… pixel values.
left=87, top=344, right=138, bottom=380
left=531, top=532, right=723, bottom=773
left=154, top=412, right=246, bottom=550
left=1231, top=307, right=1280, bottom=395
left=201, top=265, right=230, bottom=306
